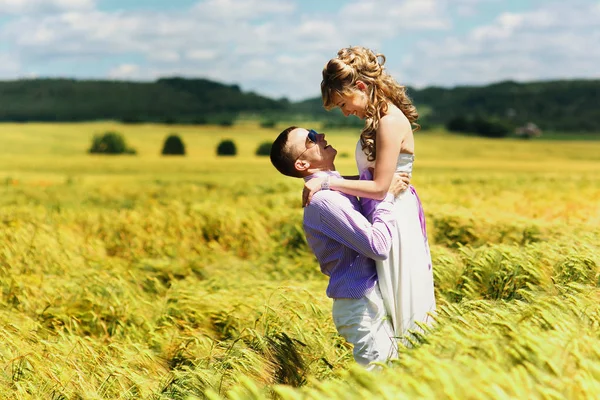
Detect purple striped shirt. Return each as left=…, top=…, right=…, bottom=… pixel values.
left=303, top=171, right=396, bottom=299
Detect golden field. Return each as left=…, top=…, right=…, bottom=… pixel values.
left=0, top=122, right=599, bottom=399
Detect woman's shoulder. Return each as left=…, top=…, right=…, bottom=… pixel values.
left=377, top=107, right=415, bottom=153
left=378, top=109, right=411, bottom=135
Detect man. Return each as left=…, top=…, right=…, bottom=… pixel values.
left=270, top=126, right=409, bottom=368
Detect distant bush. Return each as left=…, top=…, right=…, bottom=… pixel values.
left=217, top=139, right=237, bottom=156
left=193, top=117, right=208, bottom=125
left=260, top=120, right=277, bottom=128
left=219, top=118, right=234, bottom=127
left=88, top=131, right=137, bottom=155
left=446, top=116, right=511, bottom=138
left=161, top=134, right=186, bottom=156
left=255, top=141, right=272, bottom=156
left=471, top=117, right=511, bottom=138
left=446, top=116, right=471, bottom=132
left=120, top=116, right=144, bottom=124
left=162, top=117, right=178, bottom=125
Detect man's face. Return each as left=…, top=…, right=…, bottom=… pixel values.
left=288, top=128, right=337, bottom=170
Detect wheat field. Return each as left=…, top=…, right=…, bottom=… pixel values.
left=0, top=122, right=599, bottom=399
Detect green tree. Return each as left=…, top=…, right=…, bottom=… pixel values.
left=446, top=116, right=470, bottom=132
left=255, top=141, right=272, bottom=156
left=218, top=118, right=234, bottom=127
left=217, top=139, right=237, bottom=156
left=88, top=131, right=137, bottom=155
left=471, top=117, right=511, bottom=138
left=161, top=134, right=186, bottom=156
left=260, top=120, right=277, bottom=128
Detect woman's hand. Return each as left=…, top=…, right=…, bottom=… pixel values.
left=302, top=176, right=326, bottom=207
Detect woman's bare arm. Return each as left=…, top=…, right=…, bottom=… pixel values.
left=302, top=114, right=411, bottom=206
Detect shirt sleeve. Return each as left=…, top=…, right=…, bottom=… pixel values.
left=305, top=192, right=396, bottom=261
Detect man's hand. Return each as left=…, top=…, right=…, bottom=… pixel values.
left=389, top=173, right=410, bottom=197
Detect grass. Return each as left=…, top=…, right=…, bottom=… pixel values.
left=0, top=122, right=599, bottom=399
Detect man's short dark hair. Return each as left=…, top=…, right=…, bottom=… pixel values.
left=270, top=126, right=303, bottom=178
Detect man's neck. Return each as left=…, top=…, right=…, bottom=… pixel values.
left=303, top=168, right=340, bottom=182
left=306, top=163, right=336, bottom=175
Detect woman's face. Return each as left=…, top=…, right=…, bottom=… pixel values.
left=331, top=86, right=368, bottom=119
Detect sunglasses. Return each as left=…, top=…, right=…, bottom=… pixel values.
left=295, top=129, right=319, bottom=161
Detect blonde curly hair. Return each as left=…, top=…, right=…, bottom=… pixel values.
left=321, top=46, right=419, bottom=161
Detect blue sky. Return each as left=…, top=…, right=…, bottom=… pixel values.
left=0, top=0, right=598, bottom=100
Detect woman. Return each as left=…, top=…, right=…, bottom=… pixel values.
left=303, top=46, right=435, bottom=345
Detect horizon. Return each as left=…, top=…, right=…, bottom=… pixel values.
left=1, top=0, right=599, bottom=100
left=0, top=75, right=597, bottom=103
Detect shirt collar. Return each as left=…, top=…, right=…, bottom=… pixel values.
left=303, top=170, right=342, bottom=182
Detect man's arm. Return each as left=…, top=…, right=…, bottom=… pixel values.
left=304, top=191, right=396, bottom=261
left=360, top=171, right=409, bottom=221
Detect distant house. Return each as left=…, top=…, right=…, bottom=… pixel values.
left=515, top=122, right=542, bottom=139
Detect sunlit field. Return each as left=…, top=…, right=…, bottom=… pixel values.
left=1, top=122, right=599, bottom=399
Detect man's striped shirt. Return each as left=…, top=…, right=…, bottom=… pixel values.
left=303, top=171, right=396, bottom=299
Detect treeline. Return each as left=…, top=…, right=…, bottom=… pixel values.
left=0, top=77, right=286, bottom=124
left=297, top=79, right=600, bottom=133
left=410, top=80, right=600, bottom=132
left=0, top=77, right=598, bottom=132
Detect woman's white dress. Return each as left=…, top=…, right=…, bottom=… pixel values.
left=356, top=141, right=436, bottom=345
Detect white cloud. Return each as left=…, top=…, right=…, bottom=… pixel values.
left=0, top=52, right=21, bottom=77
left=337, top=0, right=450, bottom=42
left=191, top=0, right=295, bottom=20
left=107, top=63, right=140, bottom=79
left=185, top=50, right=217, bottom=61
left=0, top=0, right=94, bottom=14
left=399, top=1, right=600, bottom=88
left=0, top=0, right=598, bottom=100
left=0, top=0, right=468, bottom=99
left=0, top=2, right=326, bottom=98
left=148, top=51, right=181, bottom=63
